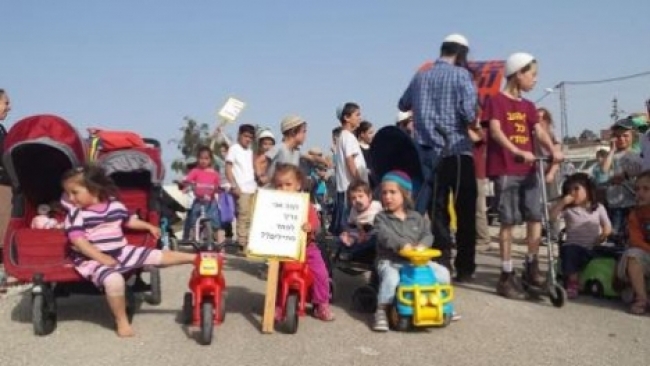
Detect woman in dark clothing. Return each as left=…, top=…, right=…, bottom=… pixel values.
left=355, top=120, right=375, bottom=188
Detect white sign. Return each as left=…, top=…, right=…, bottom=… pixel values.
left=247, top=189, right=309, bottom=261
left=218, top=97, right=246, bottom=122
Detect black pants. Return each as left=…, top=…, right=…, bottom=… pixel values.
left=430, top=155, right=477, bottom=276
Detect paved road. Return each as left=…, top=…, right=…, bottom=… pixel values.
left=1, top=246, right=648, bottom=366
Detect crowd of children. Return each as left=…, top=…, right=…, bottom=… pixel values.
left=4, top=40, right=650, bottom=340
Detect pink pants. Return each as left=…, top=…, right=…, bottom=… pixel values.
left=306, top=244, right=330, bottom=305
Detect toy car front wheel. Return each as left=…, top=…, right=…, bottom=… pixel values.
left=549, top=284, right=566, bottom=308
left=586, top=279, right=605, bottom=298
left=32, top=292, right=57, bottom=336
left=282, top=293, right=299, bottom=334
left=181, top=292, right=193, bottom=324
left=199, top=300, right=214, bottom=345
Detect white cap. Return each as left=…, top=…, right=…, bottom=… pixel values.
left=506, top=52, right=535, bottom=77
left=257, top=129, right=275, bottom=142
left=396, top=111, right=412, bottom=123
left=443, top=34, right=469, bottom=48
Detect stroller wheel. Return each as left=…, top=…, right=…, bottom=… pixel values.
left=145, top=267, right=162, bottom=305
left=32, top=292, right=57, bottom=336
left=352, top=285, right=377, bottom=313
left=549, top=284, right=566, bottom=308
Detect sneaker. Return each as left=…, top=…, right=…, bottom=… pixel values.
left=313, top=303, right=335, bottom=321
left=451, top=311, right=461, bottom=321
left=496, top=271, right=526, bottom=300
left=372, top=309, right=389, bottom=332
left=525, top=257, right=546, bottom=288
left=566, top=280, right=579, bottom=299
left=454, top=272, right=475, bottom=283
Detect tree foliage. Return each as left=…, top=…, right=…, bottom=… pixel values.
left=169, top=117, right=212, bottom=175
left=578, top=129, right=598, bottom=142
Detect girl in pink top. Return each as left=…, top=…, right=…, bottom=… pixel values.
left=62, top=165, right=195, bottom=337
left=180, top=146, right=224, bottom=243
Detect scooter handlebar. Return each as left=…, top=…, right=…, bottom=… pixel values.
left=514, top=155, right=554, bottom=164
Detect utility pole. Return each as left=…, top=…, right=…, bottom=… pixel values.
left=610, top=97, right=619, bottom=122
left=558, top=82, right=568, bottom=152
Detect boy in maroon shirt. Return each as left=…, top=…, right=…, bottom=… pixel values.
left=484, top=53, right=562, bottom=299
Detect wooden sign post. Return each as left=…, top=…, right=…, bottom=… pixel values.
left=247, top=189, right=310, bottom=334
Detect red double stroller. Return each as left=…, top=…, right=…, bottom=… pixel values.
left=1, top=115, right=164, bottom=336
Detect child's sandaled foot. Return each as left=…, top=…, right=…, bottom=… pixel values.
left=629, top=299, right=647, bottom=315
left=116, top=321, right=135, bottom=337
left=314, top=303, right=335, bottom=321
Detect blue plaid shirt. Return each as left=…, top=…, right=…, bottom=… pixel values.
left=398, top=59, right=477, bottom=157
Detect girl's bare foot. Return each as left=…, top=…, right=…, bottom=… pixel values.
left=116, top=321, right=135, bottom=337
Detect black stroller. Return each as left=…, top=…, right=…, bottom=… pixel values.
left=333, top=126, right=424, bottom=312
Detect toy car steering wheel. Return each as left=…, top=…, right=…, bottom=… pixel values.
left=398, top=247, right=441, bottom=266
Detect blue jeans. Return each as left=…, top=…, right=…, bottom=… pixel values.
left=182, top=199, right=221, bottom=240
left=608, top=207, right=630, bottom=236
left=376, top=259, right=451, bottom=305
left=560, top=245, right=593, bottom=276
left=329, top=192, right=348, bottom=236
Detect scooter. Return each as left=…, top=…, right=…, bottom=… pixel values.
left=517, top=155, right=566, bottom=308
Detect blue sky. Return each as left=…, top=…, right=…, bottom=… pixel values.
left=3, top=1, right=649, bottom=179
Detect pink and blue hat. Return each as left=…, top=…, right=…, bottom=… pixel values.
left=381, top=170, right=412, bottom=192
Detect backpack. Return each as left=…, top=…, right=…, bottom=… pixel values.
left=88, top=128, right=146, bottom=161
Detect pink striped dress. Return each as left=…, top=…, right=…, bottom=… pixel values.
left=64, top=199, right=161, bottom=287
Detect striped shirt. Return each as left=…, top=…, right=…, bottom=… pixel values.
left=64, top=200, right=131, bottom=252
left=398, top=59, right=477, bottom=157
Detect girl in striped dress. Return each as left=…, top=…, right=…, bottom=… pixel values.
left=62, top=165, right=196, bottom=337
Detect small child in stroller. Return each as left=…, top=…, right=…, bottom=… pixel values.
left=338, top=180, right=381, bottom=261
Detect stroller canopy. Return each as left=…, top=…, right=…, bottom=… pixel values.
left=369, top=126, right=423, bottom=185
left=97, top=148, right=164, bottom=186
left=2, top=115, right=86, bottom=203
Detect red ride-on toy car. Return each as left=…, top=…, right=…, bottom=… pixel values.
left=275, top=261, right=314, bottom=334
left=180, top=207, right=227, bottom=345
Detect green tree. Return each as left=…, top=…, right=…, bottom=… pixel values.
left=169, top=117, right=212, bottom=175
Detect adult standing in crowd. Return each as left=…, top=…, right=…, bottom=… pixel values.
left=471, top=123, right=491, bottom=249
left=355, top=120, right=375, bottom=189
left=537, top=108, right=562, bottom=241
left=395, top=111, right=414, bottom=137
left=398, top=34, right=479, bottom=282
left=0, top=89, right=12, bottom=287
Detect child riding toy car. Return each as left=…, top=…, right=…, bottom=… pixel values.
left=275, top=260, right=314, bottom=334
left=181, top=206, right=227, bottom=345
left=389, top=247, right=454, bottom=331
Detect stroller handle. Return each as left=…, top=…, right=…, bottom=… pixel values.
left=143, top=138, right=161, bottom=149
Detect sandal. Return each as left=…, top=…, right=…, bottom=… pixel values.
left=314, top=303, right=335, bottom=321
left=629, top=299, right=647, bottom=315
